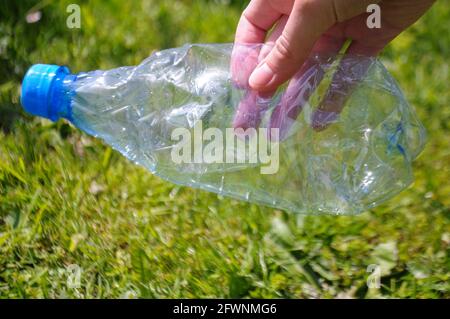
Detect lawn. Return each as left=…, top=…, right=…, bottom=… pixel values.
left=0, top=0, right=449, bottom=298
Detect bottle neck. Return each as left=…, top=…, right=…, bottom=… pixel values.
left=21, top=64, right=77, bottom=121
left=48, top=71, right=77, bottom=122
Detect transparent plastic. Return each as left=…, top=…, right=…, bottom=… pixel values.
left=27, top=43, right=427, bottom=215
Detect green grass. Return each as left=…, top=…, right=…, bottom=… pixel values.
left=0, top=0, right=449, bottom=298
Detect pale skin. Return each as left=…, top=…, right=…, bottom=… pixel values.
left=231, top=0, right=436, bottom=137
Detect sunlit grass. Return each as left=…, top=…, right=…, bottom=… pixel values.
left=0, top=0, right=448, bottom=298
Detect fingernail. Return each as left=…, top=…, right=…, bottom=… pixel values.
left=249, top=63, right=274, bottom=88
left=232, top=91, right=261, bottom=131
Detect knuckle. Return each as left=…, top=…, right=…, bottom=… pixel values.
left=274, top=33, right=294, bottom=62
left=295, top=0, right=321, bottom=16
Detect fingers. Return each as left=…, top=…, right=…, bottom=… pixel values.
left=232, top=90, right=272, bottom=131
left=234, top=0, right=333, bottom=132
left=268, top=34, right=346, bottom=141
left=232, top=0, right=388, bottom=133
left=259, top=15, right=289, bottom=62
left=234, top=0, right=282, bottom=44
left=268, top=59, right=323, bottom=141
left=248, top=0, right=377, bottom=93
left=309, top=0, right=435, bottom=132
left=248, top=0, right=336, bottom=93
left=311, top=41, right=382, bottom=131
left=232, top=16, right=288, bottom=130
left=231, top=44, right=261, bottom=89
left=231, top=0, right=281, bottom=88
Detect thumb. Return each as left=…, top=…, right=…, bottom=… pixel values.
left=249, top=0, right=372, bottom=93
left=249, top=0, right=333, bottom=92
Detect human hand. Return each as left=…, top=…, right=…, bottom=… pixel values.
left=231, top=0, right=435, bottom=137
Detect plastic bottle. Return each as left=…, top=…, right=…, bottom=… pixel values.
left=20, top=43, right=426, bottom=215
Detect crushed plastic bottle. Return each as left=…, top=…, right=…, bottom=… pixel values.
left=20, top=43, right=426, bottom=215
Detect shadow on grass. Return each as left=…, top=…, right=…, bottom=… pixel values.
left=0, top=103, right=21, bottom=134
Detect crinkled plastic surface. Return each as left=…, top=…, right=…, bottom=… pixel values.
left=63, top=43, right=425, bottom=215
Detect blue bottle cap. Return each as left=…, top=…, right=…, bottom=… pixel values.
left=21, top=64, right=71, bottom=121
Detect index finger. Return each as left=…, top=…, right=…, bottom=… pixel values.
left=235, top=0, right=281, bottom=44
left=231, top=0, right=282, bottom=88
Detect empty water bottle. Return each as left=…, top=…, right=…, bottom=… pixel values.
left=20, top=43, right=426, bottom=215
